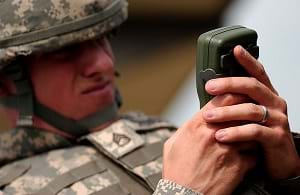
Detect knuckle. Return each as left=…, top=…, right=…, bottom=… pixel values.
left=248, top=77, right=257, bottom=84
left=245, top=77, right=258, bottom=92
left=187, top=122, right=204, bottom=136
left=215, top=146, right=233, bottom=167
left=223, top=93, right=235, bottom=104
left=181, top=118, right=203, bottom=134
left=215, top=154, right=227, bottom=169
left=257, top=63, right=266, bottom=76
left=221, top=144, right=237, bottom=157
left=221, top=93, right=245, bottom=105
left=249, top=77, right=261, bottom=91
left=221, top=146, right=232, bottom=155
left=249, top=124, right=262, bottom=138
left=248, top=103, right=261, bottom=118
left=182, top=120, right=215, bottom=143
left=222, top=77, right=234, bottom=90
left=278, top=97, right=288, bottom=113
left=218, top=107, right=228, bottom=117
left=277, top=113, right=289, bottom=127
left=201, top=128, right=216, bottom=143
left=274, top=128, right=288, bottom=144
left=232, top=125, right=241, bottom=135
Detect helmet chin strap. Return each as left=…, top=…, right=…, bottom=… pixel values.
left=1, top=61, right=34, bottom=127
left=0, top=62, right=122, bottom=137
left=34, top=100, right=119, bottom=137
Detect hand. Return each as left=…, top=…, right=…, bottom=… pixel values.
left=163, top=94, right=257, bottom=195
left=203, top=45, right=300, bottom=180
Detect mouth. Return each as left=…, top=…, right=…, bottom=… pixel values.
left=81, top=80, right=112, bottom=95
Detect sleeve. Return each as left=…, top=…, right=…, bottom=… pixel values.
left=153, top=179, right=202, bottom=195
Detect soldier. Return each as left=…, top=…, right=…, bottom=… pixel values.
left=0, top=0, right=300, bottom=195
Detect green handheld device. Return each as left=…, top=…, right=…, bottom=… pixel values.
left=196, top=25, right=259, bottom=108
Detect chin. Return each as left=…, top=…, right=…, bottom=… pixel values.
left=80, top=93, right=115, bottom=117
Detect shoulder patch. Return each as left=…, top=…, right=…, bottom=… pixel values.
left=87, top=119, right=145, bottom=159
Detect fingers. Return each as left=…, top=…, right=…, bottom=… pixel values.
left=205, top=77, right=286, bottom=111
left=204, top=103, right=263, bottom=123
left=214, top=123, right=281, bottom=147
left=203, top=103, right=286, bottom=126
left=233, top=45, right=278, bottom=94
left=192, top=93, right=250, bottom=127
left=203, top=93, right=250, bottom=110
left=192, top=93, right=250, bottom=123
left=214, top=122, right=300, bottom=180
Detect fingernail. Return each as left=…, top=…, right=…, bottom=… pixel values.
left=206, top=80, right=217, bottom=92
left=204, top=110, right=215, bottom=119
left=239, top=46, right=246, bottom=56
left=215, top=130, right=226, bottom=140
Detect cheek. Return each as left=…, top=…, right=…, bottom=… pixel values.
left=30, top=66, right=53, bottom=96
left=29, top=62, right=75, bottom=104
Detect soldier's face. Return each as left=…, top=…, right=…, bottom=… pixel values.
left=27, top=38, right=116, bottom=120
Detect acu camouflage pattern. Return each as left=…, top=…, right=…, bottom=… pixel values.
left=0, top=112, right=177, bottom=195
left=0, top=127, right=72, bottom=166
left=0, top=0, right=128, bottom=68
left=153, top=179, right=201, bottom=195
left=0, top=146, right=118, bottom=194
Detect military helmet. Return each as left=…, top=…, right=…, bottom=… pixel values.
left=0, top=0, right=128, bottom=68
left=0, top=0, right=127, bottom=135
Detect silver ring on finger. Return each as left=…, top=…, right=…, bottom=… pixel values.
left=259, top=105, right=268, bottom=124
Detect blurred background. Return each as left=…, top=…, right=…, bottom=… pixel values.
left=1, top=0, right=300, bottom=132
left=111, top=0, right=300, bottom=132
left=111, top=0, right=229, bottom=117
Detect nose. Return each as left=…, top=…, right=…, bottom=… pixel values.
left=77, top=40, right=114, bottom=78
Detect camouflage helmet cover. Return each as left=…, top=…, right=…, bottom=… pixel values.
left=0, top=0, right=128, bottom=69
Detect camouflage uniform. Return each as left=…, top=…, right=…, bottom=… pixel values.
left=1, top=0, right=300, bottom=195
left=0, top=0, right=200, bottom=194
left=0, top=112, right=201, bottom=195
left=2, top=114, right=300, bottom=195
